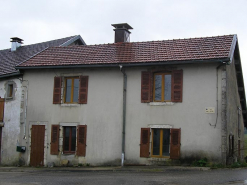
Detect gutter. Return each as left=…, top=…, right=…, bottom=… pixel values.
left=119, top=65, right=127, bottom=167
left=0, top=71, right=22, bottom=79
left=16, top=58, right=230, bottom=70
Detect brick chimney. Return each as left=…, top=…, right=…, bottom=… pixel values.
left=10, top=37, right=23, bottom=51
left=111, top=23, right=133, bottom=43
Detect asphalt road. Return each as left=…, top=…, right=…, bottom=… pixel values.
left=0, top=168, right=247, bottom=185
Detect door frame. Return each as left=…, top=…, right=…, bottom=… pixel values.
left=28, top=122, right=48, bottom=166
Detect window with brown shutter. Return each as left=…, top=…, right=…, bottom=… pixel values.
left=140, top=128, right=150, bottom=157
left=50, top=125, right=59, bottom=155
left=53, top=76, right=88, bottom=104
left=77, top=125, right=87, bottom=156
left=141, top=72, right=151, bottom=103
left=141, top=70, right=183, bottom=103
left=172, top=70, right=183, bottom=102
left=53, top=77, right=62, bottom=104
left=79, top=76, right=88, bottom=104
left=170, top=128, right=181, bottom=159
left=0, top=98, right=4, bottom=122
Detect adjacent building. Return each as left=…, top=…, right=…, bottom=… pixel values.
left=0, top=35, right=85, bottom=165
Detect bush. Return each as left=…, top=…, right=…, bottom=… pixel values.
left=230, top=162, right=247, bottom=168
left=192, top=158, right=208, bottom=167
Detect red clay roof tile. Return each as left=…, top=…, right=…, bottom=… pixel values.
left=18, top=35, right=235, bottom=67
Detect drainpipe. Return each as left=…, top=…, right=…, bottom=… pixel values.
left=119, top=65, right=127, bottom=167
left=19, top=79, right=29, bottom=140
left=209, top=63, right=224, bottom=128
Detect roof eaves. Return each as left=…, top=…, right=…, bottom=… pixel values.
left=15, top=58, right=230, bottom=70
left=0, top=71, right=21, bottom=79
left=60, top=35, right=86, bottom=46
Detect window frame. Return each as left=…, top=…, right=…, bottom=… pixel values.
left=63, top=77, right=79, bottom=104
left=153, top=73, right=172, bottom=102
left=63, top=126, right=76, bottom=154
left=151, top=128, right=170, bottom=158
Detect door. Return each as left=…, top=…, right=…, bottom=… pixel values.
left=0, top=127, right=2, bottom=163
left=30, top=125, right=45, bottom=166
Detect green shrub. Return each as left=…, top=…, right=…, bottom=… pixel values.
left=192, top=158, right=208, bottom=167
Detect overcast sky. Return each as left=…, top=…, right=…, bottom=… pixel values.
left=1, top=0, right=247, bottom=87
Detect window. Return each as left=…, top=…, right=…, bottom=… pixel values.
left=140, top=127, right=181, bottom=159
left=64, top=77, right=79, bottom=103
left=141, top=70, right=183, bottom=103
left=7, top=84, right=13, bottom=98
left=63, top=126, right=76, bottom=154
left=152, top=129, right=170, bottom=157
left=53, top=76, right=88, bottom=104
left=154, top=73, right=172, bottom=102
left=50, top=124, right=87, bottom=156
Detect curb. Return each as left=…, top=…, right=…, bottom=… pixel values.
left=0, top=166, right=211, bottom=173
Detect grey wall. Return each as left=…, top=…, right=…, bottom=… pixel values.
left=225, top=58, right=245, bottom=163
left=0, top=78, right=22, bottom=165
left=21, top=63, right=225, bottom=166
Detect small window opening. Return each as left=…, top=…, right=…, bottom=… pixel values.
left=229, top=135, right=234, bottom=157
left=7, top=84, right=13, bottom=98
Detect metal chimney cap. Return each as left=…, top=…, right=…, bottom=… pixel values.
left=10, top=37, right=24, bottom=44
left=111, top=23, right=133, bottom=30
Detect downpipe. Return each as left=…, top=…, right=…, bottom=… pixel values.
left=120, top=65, right=127, bottom=167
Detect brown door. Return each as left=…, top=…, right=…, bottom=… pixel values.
left=30, top=125, right=45, bottom=166
left=0, top=127, right=2, bottom=163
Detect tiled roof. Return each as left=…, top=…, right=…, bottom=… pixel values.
left=0, top=36, right=81, bottom=76
left=18, top=35, right=235, bottom=68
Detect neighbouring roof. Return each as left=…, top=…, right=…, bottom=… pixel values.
left=17, top=35, right=236, bottom=68
left=0, top=35, right=85, bottom=77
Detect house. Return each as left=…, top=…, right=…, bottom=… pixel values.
left=16, top=23, right=246, bottom=166
left=0, top=35, right=86, bottom=165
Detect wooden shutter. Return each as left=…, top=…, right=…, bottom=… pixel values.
left=50, top=125, right=59, bottom=155
left=170, top=128, right=181, bottom=159
left=141, top=71, right=151, bottom=103
left=140, top=128, right=150, bottom=157
left=77, top=125, right=87, bottom=156
left=53, top=77, right=62, bottom=104
left=79, top=76, right=88, bottom=104
left=172, top=70, right=183, bottom=102
left=0, top=98, right=4, bottom=122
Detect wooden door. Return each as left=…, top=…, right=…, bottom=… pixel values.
left=30, top=125, right=45, bottom=166
left=0, top=127, right=2, bottom=163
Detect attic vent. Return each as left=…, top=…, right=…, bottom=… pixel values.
left=111, top=23, right=133, bottom=43
left=10, top=37, right=23, bottom=51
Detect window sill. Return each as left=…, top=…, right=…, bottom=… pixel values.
left=61, top=104, right=80, bottom=107
left=149, top=102, right=174, bottom=106
left=5, top=97, right=13, bottom=100
left=62, top=152, right=75, bottom=155
left=148, top=157, right=170, bottom=161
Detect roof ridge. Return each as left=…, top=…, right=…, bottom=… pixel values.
left=46, top=34, right=236, bottom=48
left=20, top=35, right=77, bottom=48
left=16, top=47, right=50, bottom=67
